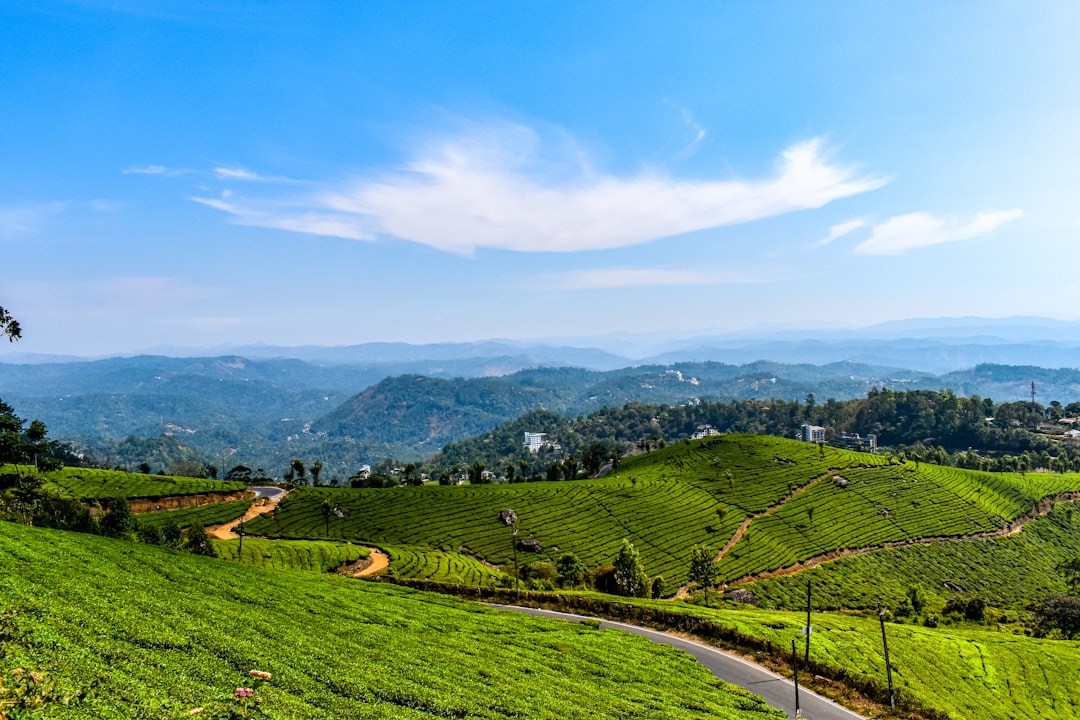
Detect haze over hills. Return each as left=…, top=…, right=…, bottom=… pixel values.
left=5, top=316, right=1080, bottom=374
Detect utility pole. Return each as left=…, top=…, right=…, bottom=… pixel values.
left=791, top=639, right=802, bottom=718
left=879, top=605, right=896, bottom=710
left=804, top=578, right=813, bottom=665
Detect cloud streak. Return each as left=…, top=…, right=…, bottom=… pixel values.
left=814, top=218, right=865, bottom=248
left=550, top=265, right=784, bottom=290
left=854, top=209, right=1024, bottom=255
left=191, top=123, right=887, bottom=254
left=0, top=202, right=66, bottom=238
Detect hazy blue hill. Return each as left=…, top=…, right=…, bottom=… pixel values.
left=939, top=364, right=1080, bottom=403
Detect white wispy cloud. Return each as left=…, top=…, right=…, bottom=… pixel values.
left=122, top=164, right=179, bottom=175
left=666, top=101, right=708, bottom=158
left=813, top=218, right=866, bottom=248
left=212, top=167, right=300, bottom=184
left=854, top=209, right=1024, bottom=255
left=549, top=265, right=783, bottom=290
left=192, top=123, right=887, bottom=254
left=0, top=201, right=66, bottom=238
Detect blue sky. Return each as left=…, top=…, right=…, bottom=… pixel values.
left=2, top=1, right=1079, bottom=356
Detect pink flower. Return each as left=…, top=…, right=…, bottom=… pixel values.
left=235, top=688, right=253, bottom=698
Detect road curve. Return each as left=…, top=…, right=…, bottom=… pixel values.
left=251, top=486, right=286, bottom=501
left=488, top=604, right=866, bottom=720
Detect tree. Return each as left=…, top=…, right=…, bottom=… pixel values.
left=555, top=553, right=586, bottom=588
left=582, top=442, right=607, bottom=476
left=1034, top=594, right=1080, bottom=639
left=1061, top=557, right=1080, bottom=593
left=0, top=305, right=21, bottom=342
left=290, top=458, right=306, bottom=485
left=101, top=498, right=135, bottom=539
left=612, top=539, right=649, bottom=598
left=186, top=520, right=216, bottom=557
left=311, top=460, right=324, bottom=486
left=689, top=545, right=719, bottom=607
left=321, top=498, right=333, bottom=535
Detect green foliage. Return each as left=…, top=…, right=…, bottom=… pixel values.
left=15, top=465, right=246, bottom=500
left=556, top=552, right=586, bottom=588
left=245, top=436, right=1080, bottom=590
left=1033, top=594, right=1080, bottom=639
left=0, top=522, right=782, bottom=719
left=136, top=500, right=253, bottom=530
left=613, top=539, right=649, bottom=598
left=186, top=520, right=216, bottom=557
left=101, top=497, right=135, bottom=539
left=212, top=538, right=368, bottom=573
left=745, top=502, right=1080, bottom=611
left=689, top=545, right=719, bottom=606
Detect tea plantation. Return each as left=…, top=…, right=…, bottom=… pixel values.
left=243, top=435, right=1080, bottom=587
left=0, top=521, right=785, bottom=719
left=0, top=465, right=247, bottom=499
left=746, top=501, right=1080, bottom=611
left=583, top=596, right=1080, bottom=720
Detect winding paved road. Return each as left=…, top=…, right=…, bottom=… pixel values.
left=489, top=604, right=866, bottom=720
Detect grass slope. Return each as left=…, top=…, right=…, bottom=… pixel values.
left=137, top=500, right=253, bottom=529
left=245, top=435, right=1080, bottom=587
left=212, top=537, right=369, bottom=572
left=0, top=465, right=247, bottom=499
left=0, top=521, right=783, bottom=719
left=651, top=600, right=1080, bottom=720
left=746, top=501, right=1080, bottom=611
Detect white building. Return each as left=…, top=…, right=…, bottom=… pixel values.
left=801, top=424, right=827, bottom=443
left=524, top=432, right=547, bottom=453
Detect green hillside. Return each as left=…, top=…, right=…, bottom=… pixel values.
left=746, top=500, right=1080, bottom=611
left=2, top=464, right=245, bottom=499
left=566, top=595, right=1080, bottom=720
left=0, top=521, right=782, bottom=719
left=246, top=435, right=1080, bottom=588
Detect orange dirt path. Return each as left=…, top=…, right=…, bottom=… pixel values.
left=207, top=492, right=285, bottom=540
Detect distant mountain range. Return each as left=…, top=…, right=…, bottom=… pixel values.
left=5, top=315, right=1080, bottom=374
left=3, top=343, right=1080, bottom=479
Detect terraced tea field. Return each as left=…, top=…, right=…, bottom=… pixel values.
left=212, top=537, right=369, bottom=572
left=0, top=521, right=784, bottom=719
left=608, top=598, right=1080, bottom=720
left=747, top=501, right=1080, bottom=611
left=380, top=543, right=506, bottom=585
left=1, top=465, right=247, bottom=499
left=245, top=435, right=1080, bottom=587
left=137, top=499, right=253, bottom=529
left=716, top=462, right=1080, bottom=582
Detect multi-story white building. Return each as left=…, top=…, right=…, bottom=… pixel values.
left=523, top=432, right=547, bottom=453
left=801, top=424, right=827, bottom=443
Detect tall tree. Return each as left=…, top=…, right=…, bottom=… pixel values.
left=0, top=305, right=20, bottom=342
left=612, top=538, right=649, bottom=598
left=689, top=545, right=719, bottom=607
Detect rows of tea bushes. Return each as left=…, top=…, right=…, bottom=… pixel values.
left=15, top=465, right=247, bottom=499
left=212, top=537, right=368, bottom=572
left=0, top=521, right=784, bottom=719
left=716, top=461, right=1080, bottom=582
left=665, top=601, right=1080, bottom=720
left=244, top=436, right=877, bottom=586
left=136, top=499, right=252, bottom=529
left=746, top=502, right=1080, bottom=611
left=380, top=543, right=506, bottom=585
left=244, top=435, right=1080, bottom=588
